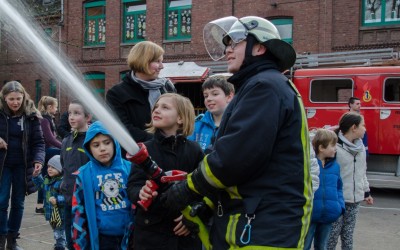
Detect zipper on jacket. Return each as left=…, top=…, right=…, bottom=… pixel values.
left=217, top=192, right=223, bottom=217
left=22, top=116, right=29, bottom=195
left=0, top=114, right=9, bottom=182
left=353, top=155, right=357, bottom=202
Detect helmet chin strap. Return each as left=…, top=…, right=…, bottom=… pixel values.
left=240, top=35, right=256, bottom=70
left=240, top=35, right=267, bottom=70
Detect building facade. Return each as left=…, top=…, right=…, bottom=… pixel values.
left=0, top=0, right=400, bottom=113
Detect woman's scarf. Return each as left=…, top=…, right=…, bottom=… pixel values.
left=338, top=131, right=365, bottom=155
left=131, top=72, right=170, bottom=108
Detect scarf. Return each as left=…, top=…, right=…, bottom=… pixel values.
left=338, top=131, right=365, bottom=155
left=131, top=72, right=170, bottom=108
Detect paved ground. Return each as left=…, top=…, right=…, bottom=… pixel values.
left=13, top=188, right=400, bottom=250
left=18, top=194, right=54, bottom=250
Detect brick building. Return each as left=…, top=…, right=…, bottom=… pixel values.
left=0, top=0, right=400, bottom=113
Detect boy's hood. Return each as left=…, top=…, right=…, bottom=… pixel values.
left=83, top=121, right=122, bottom=166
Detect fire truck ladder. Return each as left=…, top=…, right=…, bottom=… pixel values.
left=294, top=48, right=400, bottom=69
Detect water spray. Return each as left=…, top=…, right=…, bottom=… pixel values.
left=0, top=0, right=139, bottom=155
left=0, top=0, right=174, bottom=212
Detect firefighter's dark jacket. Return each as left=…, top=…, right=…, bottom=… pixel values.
left=191, top=60, right=313, bottom=249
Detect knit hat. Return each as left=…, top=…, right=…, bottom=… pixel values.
left=48, top=155, right=62, bottom=174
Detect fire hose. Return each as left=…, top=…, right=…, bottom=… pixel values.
left=126, top=143, right=212, bottom=249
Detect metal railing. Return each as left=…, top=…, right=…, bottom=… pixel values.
left=294, top=48, right=400, bottom=69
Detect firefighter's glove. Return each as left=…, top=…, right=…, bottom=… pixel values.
left=181, top=216, right=200, bottom=235
left=189, top=200, right=213, bottom=225
left=161, top=180, right=200, bottom=212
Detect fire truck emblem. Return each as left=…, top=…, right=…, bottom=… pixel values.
left=363, top=83, right=372, bottom=102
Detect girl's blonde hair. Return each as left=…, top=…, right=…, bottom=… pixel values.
left=312, top=128, right=338, bottom=155
left=38, top=96, right=57, bottom=115
left=0, top=81, right=38, bottom=116
left=127, top=41, right=164, bottom=75
left=147, top=93, right=195, bottom=136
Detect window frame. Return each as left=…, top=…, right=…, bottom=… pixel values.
left=165, top=0, right=192, bottom=41
left=35, top=79, right=42, bottom=105
left=84, top=1, right=106, bottom=46
left=122, top=0, right=147, bottom=43
left=270, top=18, right=293, bottom=45
left=362, top=0, right=400, bottom=26
left=383, top=77, right=400, bottom=103
left=84, top=72, right=106, bottom=98
left=309, top=78, right=354, bottom=103
left=49, top=79, right=57, bottom=98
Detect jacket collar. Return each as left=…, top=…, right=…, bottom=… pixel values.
left=228, top=59, right=279, bottom=91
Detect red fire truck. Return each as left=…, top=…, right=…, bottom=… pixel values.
left=292, top=49, right=400, bottom=188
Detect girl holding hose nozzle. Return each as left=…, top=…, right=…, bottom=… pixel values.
left=127, top=93, right=204, bottom=250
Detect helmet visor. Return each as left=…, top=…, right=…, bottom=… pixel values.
left=203, top=16, right=238, bottom=61
left=222, top=21, right=248, bottom=46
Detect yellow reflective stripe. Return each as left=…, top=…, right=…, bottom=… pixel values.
left=289, top=80, right=313, bottom=249
left=78, top=148, right=85, bottom=153
left=203, top=197, right=215, bottom=210
left=200, top=155, right=226, bottom=189
left=226, top=214, right=240, bottom=249
left=187, top=173, right=201, bottom=194
left=226, top=186, right=242, bottom=199
left=233, top=246, right=302, bottom=250
left=181, top=206, right=212, bottom=250
left=66, top=147, right=72, bottom=151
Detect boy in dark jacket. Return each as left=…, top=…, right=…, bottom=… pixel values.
left=33, top=155, right=66, bottom=250
left=72, top=121, right=133, bottom=250
left=60, top=100, right=91, bottom=250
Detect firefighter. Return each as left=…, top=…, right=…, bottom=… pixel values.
left=161, top=16, right=313, bottom=249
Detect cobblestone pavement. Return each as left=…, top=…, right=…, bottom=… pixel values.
left=18, top=194, right=53, bottom=250
left=14, top=188, right=400, bottom=250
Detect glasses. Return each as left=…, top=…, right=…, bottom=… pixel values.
left=226, top=39, right=246, bottom=50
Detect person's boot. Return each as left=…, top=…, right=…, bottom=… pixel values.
left=6, top=233, right=23, bottom=250
left=0, top=235, right=6, bottom=250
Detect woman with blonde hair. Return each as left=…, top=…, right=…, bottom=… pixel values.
left=106, top=41, right=176, bottom=148
left=35, top=96, right=61, bottom=214
left=0, top=81, right=45, bottom=250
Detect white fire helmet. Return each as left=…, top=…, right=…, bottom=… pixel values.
left=203, top=16, right=296, bottom=70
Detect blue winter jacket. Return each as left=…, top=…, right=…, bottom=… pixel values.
left=188, top=111, right=218, bottom=151
left=311, top=158, right=345, bottom=224
left=32, top=174, right=65, bottom=225
left=72, top=121, right=133, bottom=250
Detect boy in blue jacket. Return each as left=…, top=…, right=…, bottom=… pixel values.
left=188, top=75, right=234, bottom=153
left=304, top=129, right=345, bottom=250
left=71, top=121, right=133, bottom=250
left=32, top=155, right=66, bottom=250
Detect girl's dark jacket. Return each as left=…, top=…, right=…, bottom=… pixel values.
left=106, top=71, right=176, bottom=144
left=0, top=99, right=45, bottom=195
left=127, top=131, right=204, bottom=250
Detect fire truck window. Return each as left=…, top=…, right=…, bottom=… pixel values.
left=384, top=78, right=400, bottom=102
left=310, top=79, right=353, bottom=102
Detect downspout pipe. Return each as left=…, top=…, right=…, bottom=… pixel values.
left=58, top=0, right=64, bottom=26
